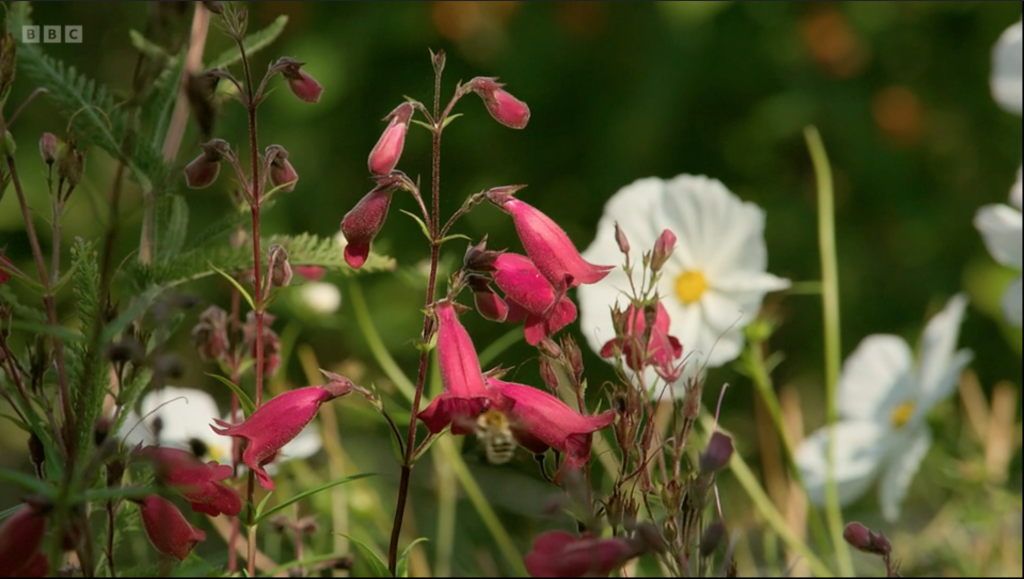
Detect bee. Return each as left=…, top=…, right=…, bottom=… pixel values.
left=475, top=409, right=517, bottom=465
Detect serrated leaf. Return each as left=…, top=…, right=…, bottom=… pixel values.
left=155, top=194, right=189, bottom=262
left=343, top=534, right=391, bottom=578
left=399, top=209, right=431, bottom=243
left=205, top=373, right=256, bottom=415
left=207, top=15, right=289, bottom=69
left=256, top=473, right=376, bottom=524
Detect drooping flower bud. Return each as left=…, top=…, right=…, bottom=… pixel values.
left=468, top=274, right=509, bottom=323
left=39, top=133, right=57, bottom=166
left=211, top=380, right=355, bottom=490
left=136, top=495, right=206, bottom=561
left=698, top=431, right=734, bottom=473
left=486, top=188, right=613, bottom=289
left=340, top=176, right=402, bottom=269
left=614, top=222, right=630, bottom=255
left=267, top=244, right=293, bottom=288
left=272, top=57, right=323, bottom=104
left=650, top=229, right=677, bottom=273
left=843, top=521, right=892, bottom=556
left=184, top=138, right=231, bottom=189
left=368, top=102, right=414, bottom=176
left=468, top=77, right=530, bottom=129
left=699, top=521, right=726, bottom=558
left=191, top=305, right=229, bottom=362
left=0, top=503, right=48, bottom=577
left=265, top=144, right=298, bottom=192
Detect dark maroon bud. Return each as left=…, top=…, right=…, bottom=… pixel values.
left=699, top=431, right=734, bottom=473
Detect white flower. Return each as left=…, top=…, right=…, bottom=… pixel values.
left=578, top=175, right=790, bottom=394
left=991, top=20, right=1022, bottom=114
left=975, top=171, right=1023, bottom=327
left=299, top=281, right=342, bottom=315
left=118, top=386, right=322, bottom=468
left=795, top=294, right=973, bottom=521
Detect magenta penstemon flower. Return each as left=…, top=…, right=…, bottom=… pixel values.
left=468, top=77, right=531, bottom=129
left=136, top=495, right=206, bottom=561
left=211, top=378, right=354, bottom=490
left=340, top=174, right=404, bottom=269
left=486, top=187, right=613, bottom=290
left=486, top=378, right=615, bottom=479
left=368, top=102, right=414, bottom=175
left=139, top=446, right=242, bottom=517
left=491, top=253, right=578, bottom=345
left=524, top=530, right=643, bottom=578
left=418, top=299, right=495, bottom=434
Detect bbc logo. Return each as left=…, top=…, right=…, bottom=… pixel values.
left=22, top=25, right=83, bottom=44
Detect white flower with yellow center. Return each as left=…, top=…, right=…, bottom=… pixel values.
left=975, top=170, right=1023, bottom=327
left=119, top=386, right=322, bottom=468
left=795, top=294, right=972, bottom=521
left=578, top=175, right=790, bottom=394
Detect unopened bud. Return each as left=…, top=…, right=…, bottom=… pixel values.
left=698, top=431, right=733, bottom=473
left=184, top=138, right=231, bottom=189
left=468, top=275, right=509, bottom=323
left=843, top=521, right=892, bottom=557
left=561, top=335, right=584, bottom=380
left=650, top=229, right=676, bottom=273
left=268, top=244, right=293, bottom=288
left=273, top=57, right=323, bottom=104
left=468, top=77, right=530, bottom=129
left=538, top=356, right=559, bottom=391
left=537, top=338, right=562, bottom=359
left=368, top=102, right=414, bottom=175
left=340, top=179, right=400, bottom=269
left=266, top=144, right=298, bottom=192
left=202, top=1, right=224, bottom=15
left=56, top=139, right=85, bottom=187
left=700, top=521, right=726, bottom=558
left=39, top=133, right=57, bottom=165
left=614, top=222, right=630, bottom=255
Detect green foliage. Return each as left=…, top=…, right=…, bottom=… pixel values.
left=344, top=535, right=391, bottom=578
left=67, top=238, right=106, bottom=452
left=153, top=195, right=189, bottom=261
left=206, top=15, right=288, bottom=70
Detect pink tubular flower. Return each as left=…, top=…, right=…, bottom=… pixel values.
left=294, top=265, right=326, bottom=281
left=137, top=495, right=206, bottom=561
left=418, top=300, right=495, bottom=434
left=487, top=189, right=613, bottom=289
left=492, top=253, right=578, bottom=345
left=600, top=303, right=682, bottom=373
left=487, top=378, right=615, bottom=478
left=0, top=503, right=48, bottom=578
left=140, top=447, right=241, bottom=517
left=368, top=102, right=414, bottom=175
left=340, top=177, right=402, bottom=269
left=469, top=77, right=531, bottom=129
left=524, top=531, right=643, bottom=578
left=211, top=378, right=354, bottom=490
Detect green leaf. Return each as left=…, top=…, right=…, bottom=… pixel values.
left=0, top=413, right=29, bottom=432
left=397, top=538, right=429, bottom=578
left=0, top=467, right=53, bottom=497
left=253, top=491, right=275, bottom=521
left=128, top=29, right=169, bottom=60
left=209, top=263, right=256, bottom=310
left=436, top=233, right=472, bottom=246
left=440, top=113, right=463, bottom=129
left=343, top=534, right=391, bottom=578
left=207, top=15, right=289, bottom=69
left=155, top=194, right=189, bottom=263
left=255, top=473, right=375, bottom=525
left=399, top=209, right=432, bottom=243
left=205, top=373, right=256, bottom=416
left=7, top=320, right=86, bottom=343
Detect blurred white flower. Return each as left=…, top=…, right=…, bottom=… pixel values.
left=578, top=175, right=790, bottom=395
left=974, top=169, right=1023, bottom=327
left=299, top=281, right=342, bottom=315
left=119, top=386, right=322, bottom=469
left=795, top=294, right=972, bottom=521
left=991, top=20, right=1022, bottom=114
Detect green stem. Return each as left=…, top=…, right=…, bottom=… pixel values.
left=347, top=279, right=416, bottom=402
left=804, top=126, right=853, bottom=576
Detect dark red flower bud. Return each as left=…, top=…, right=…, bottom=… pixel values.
left=184, top=138, right=231, bottom=189
left=468, top=77, right=530, bottom=129
left=469, top=275, right=509, bottom=323
left=273, top=57, right=323, bottom=104
left=699, top=431, right=734, bottom=473
left=524, top=531, right=643, bottom=578
left=266, top=144, right=298, bottom=192
left=137, top=495, right=206, bottom=560
left=843, top=522, right=892, bottom=556
left=700, top=521, right=726, bottom=558
left=368, top=102, right=414, bottom=176
left=340, top=179, right=401, bottom=269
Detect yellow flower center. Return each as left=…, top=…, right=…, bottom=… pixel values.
left=890, top=401, right=915, bottom=429
left=675, top=270, right=708, bottom=305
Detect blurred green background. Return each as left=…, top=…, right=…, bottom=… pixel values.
left=1, top=2, right=1021, bottom=576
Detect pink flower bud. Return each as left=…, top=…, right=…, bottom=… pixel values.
left=469, top=77, right=530, bottom=129
left=266, top=144, right=298, bottom=192
left=274, top=57, right=324, bottom=104
left=614, top=222, right=630, bottom=255
left=340, top=178, right=400, bottom=269
left=294, top=265, right=326, bottom=281
left=368, top=102, right=414, bottom=175
left=418, top=300, right=495, bottom=435
left=843, top=521, right=892, bottom=556
left=487, top=188, right=613, bottom=289
left=211, top=380, right=353, bottom=490
left=184, top=138, right=231, bottom=189
left=39, top=133, right=57, bottom=165
left=468, top=275, right=510, bottom=323
left=650, top=229, right=677, bottom=272
left=139, top=446, right=242, bottom=517
left=0, top=503, right=48, bottom=577
left=524, top=531, right=643, bottom=578
left=137, top=495, right=206, bottom=561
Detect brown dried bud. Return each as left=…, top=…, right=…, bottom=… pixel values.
left=191, top=305, right=229, bottom=362
left=538, top=356, right=559, bottom=391
left=561, top=335, right=584, bottom=380
left=39, top=133, right=57, bottom=166
left=267, top=244, right=293, bottom=288
left=56, top=139, right=86, bottom=188
left=650, top=229, right=677, bottom=273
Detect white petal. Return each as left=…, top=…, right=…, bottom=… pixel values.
left=991, top=20, right=1023, bottom=114
left=917, top=294, right=972, bottom=415
left=838, top=335, right=915, bottom=422
left=974, top=203, right=1024, bottom=270
left=795, top=422, right=892, bottom=508
left=1011, top=167, right=1022, bottom=210
left=713, top=271, right=792, bottom=295
left=117, top=411, right=156, bottom=448
left=878, top=427, right=932, bottom=522
left=576, top=265, right=632, bottom=358
left=1002, top=276, right=1023, bottom=327
left=299, top=282, right=341, bottom=315
left=138, top=386, right=223, bottom=447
